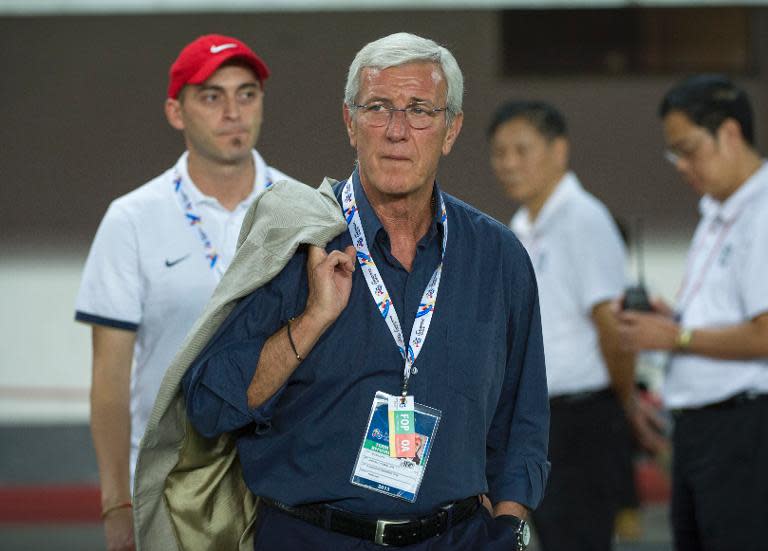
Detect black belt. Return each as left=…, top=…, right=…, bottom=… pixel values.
left=671, top=391, right=768, bottom=417
left=260, top=495, right=479, bottom=547
left=549, top=387, right=614, bottom=407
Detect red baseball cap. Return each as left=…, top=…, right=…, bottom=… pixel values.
left=167, top=34, right=270, bottom=99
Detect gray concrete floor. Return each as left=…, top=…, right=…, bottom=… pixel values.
left=0, top=525, right=105, bottom=551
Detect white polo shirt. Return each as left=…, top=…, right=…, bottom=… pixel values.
left=511, top=173, right=627, bottom=397
left=75, top=150, right=295, bottom=483
left=665, top=162, right=768, bottom=409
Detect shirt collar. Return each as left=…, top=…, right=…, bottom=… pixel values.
left=512, top=171, right=579, bottom=238
left=698, top=160, right=768, bottom=222
left=176, top=150, right=263, bottom=210
left=351, top=167, right=446, bottom=249
left=241, top=150, right=270, bottom=209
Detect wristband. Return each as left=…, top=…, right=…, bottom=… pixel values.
left=675, top=328, right=693, bottom=351
left=101, top=501, right=132, bottom=519
left=287, top=318, right=303, bottom=362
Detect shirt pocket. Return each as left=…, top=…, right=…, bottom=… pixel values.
left=697, top=239, right=742, bottom=321
left=444, top=318, right=505, bottom=404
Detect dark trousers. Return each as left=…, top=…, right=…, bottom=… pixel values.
left=533, top=389, right=635, bottom=551
left=671, top=395, right=768, bottom=551
left=252, top=502, right=520, bottom=550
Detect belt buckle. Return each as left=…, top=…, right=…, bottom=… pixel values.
left=375, top=518, right=410, bottom=546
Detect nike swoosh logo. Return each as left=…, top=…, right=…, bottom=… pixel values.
left=165, top=254, right=190, bottom=268
left=210, top=44, right=237, bottom=54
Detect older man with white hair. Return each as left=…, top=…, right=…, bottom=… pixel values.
left=181, top=32, right=549, bottom=550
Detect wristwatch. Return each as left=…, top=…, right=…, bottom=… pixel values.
left=496, top=514, right=531, bottom=550
left=675, top=327, right=693, bottom=351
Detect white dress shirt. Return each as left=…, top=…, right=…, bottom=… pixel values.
left=511, top=172, right=627, bottom=397
left=666, top=162, right=768, bottom=408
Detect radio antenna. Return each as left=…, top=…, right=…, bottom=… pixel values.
left=622, top=216, right=652, bottom=311
left=635, top=217, right=646, bottom=286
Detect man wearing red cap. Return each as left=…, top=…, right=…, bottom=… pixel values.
left=74, top=34, right=294, bottom=551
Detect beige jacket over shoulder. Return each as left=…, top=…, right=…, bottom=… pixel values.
left=132, top=178, right=346, bottom=550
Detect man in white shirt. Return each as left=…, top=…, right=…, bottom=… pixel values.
left=619, top=75, right=768, bottom=551
left=75, top=34, right=294, bottom=551
left=488, top=101, right=659, bottom=551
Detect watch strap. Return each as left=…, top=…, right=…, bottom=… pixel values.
left=495, top=514, right=529, bottom=550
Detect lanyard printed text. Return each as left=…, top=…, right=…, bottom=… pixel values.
left=341, top=175, right=447, bottom=395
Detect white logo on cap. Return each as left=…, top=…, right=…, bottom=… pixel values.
left=210, top=43, right=237, bottom=54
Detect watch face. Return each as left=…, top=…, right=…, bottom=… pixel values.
left=521, top=521, right=531, bottom=546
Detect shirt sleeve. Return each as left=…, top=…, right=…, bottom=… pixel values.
left=182, top=254, right=306, bottom=438
left=570, top=206, right=627, bottom=313
left=486, top=250, right=550, bottom=509
left=74, top=201, right=142, bottom=330
left=739, top=206, right=768, bottom=319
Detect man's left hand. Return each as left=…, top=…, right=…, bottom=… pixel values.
left=618, top=311, right=679, bottom=352
left=492, top=499, right=530, bottom=520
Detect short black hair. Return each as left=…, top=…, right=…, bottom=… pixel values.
left=487, top=101, right=567, bottom=141
left=658, top=74, right=754, bottom=146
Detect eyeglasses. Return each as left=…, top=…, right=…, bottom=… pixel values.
left=664, top=150, right=683, bottom=165
left=351, top=101, right=448, bottom=129
left=664, top=133, right=710, bottom=166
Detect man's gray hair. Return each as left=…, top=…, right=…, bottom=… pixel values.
left=344, top=32, right=464, bottom=125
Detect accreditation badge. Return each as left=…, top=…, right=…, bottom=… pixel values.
left=388, top=394, right=416, bottom=458
left=350, top=391, right=441, bottom=502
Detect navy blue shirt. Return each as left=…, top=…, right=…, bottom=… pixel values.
left=183, top=171, right=549, bottom=516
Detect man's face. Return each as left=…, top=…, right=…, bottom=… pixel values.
left=662, top=110, right=732, bottom=199
left=165, top=64, right=264, bottom=166
left=343, top=62, right=462, bottom=200
left=489, top=117, right=566, bottom=207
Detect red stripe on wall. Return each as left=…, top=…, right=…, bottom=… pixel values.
left=0, top=485, right=101, bottom=523
left=0, top=462, right=670, bottom=524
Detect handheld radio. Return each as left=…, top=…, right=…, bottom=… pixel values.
left=622, top=217, right=653, bottom=312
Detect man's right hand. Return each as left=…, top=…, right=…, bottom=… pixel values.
left=103, top=508, right=135, bottom=551
left=611, top=294, right=674, bottom=318
left=246, top=245, right=357, bottom=410
left=90, top=326, right=135, bottom=551
left=303, top=245, right=356, bottom=329
left=626, top=393, right=670, bottom=456
left=649, top=296, right=674, bottom=318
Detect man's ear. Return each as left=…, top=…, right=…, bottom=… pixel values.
left=441, top=112, right=464, bottom=156
left=717, top=117, right=745, bottom=154
left=165, top=98, right=185, bottom=131
left=343, top=104, right=357, bottom=148
left=553, top=136, right=570, bottom=170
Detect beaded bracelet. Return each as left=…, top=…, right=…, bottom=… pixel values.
left=101, top=501, right=132, bottom=519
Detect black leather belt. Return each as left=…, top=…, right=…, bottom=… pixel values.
left=260, top=495, right=479, bottom=547
left=671, top=391, right=768, bottom=417
left=549, top=387, right=614, bottom=407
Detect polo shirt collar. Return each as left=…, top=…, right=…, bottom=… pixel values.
left=351, top=168, right=446, bottom=249
left=241, top=150, right=271, bottom=209
left=513, top=171, right=579, bottom=238
left=699, top=161, right=768, bottom=222
left=175, top=150, right=263, bottom=211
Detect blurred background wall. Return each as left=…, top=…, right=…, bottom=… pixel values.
left=5, top=7, right=768, bottom=247
left=0, top=2, right=766, bottom=541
